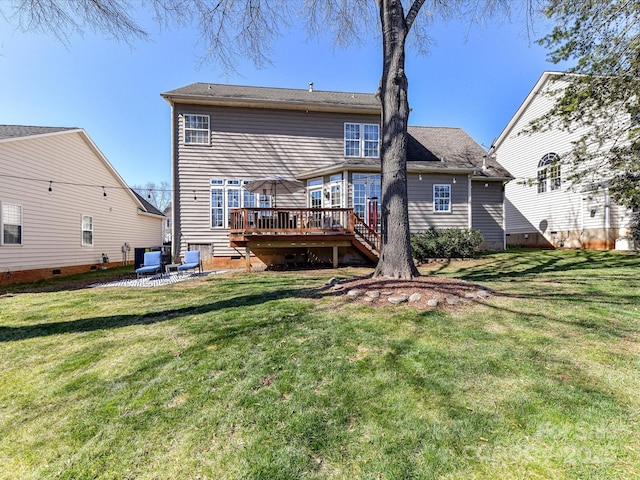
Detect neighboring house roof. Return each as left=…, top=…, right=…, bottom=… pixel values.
left=0, top=124, right=163, bottom=217
left=0, top=125, right=79, bottom=141
left=132, top=190, right=165, bottom=217
left=298, top=126, right=512, bottom=181
left=161, top=83, right=380, bottom=114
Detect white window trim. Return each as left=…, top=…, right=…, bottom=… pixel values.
left=1, top=201, right=23, bottom=246
left=184, top=114, right=210, bottom=145
left=81, top=214, right=93, bottom=247
left=537, top=152, right=561, bottom=194
left=210, top=179, right=272, bottom=229
left=344, top=123, right=380, bottom=158
left=433, top=184, right=452, bottom=213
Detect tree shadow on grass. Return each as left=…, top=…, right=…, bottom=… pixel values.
left=445, top=250, right=640, bottom=283
left=0, top=285, right=322, bottom=343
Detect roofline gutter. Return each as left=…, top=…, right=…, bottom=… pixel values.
left=137, top=209, right=165, bottom=219
left=160, top=93, right=380, bottom=115
left=297, top=163, right=512, bottom=180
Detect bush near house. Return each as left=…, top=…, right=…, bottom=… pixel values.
left=411, top=228, right=484, bottom=262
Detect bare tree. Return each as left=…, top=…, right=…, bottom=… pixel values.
left=132, top=181, right=171, bottom=212
left=2, top=0, right=513, bottom=279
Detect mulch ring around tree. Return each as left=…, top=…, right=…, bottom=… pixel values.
left=323, top=275, right=493, bottom=310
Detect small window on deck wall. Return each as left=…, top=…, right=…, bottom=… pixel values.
left=537, top=152, right=561, bottom=193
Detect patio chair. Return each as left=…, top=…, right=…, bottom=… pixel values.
left=177, top=250, right=202, bottom=275
left=135, top=251, right=162, bottom=278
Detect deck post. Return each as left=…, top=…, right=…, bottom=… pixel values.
left=332, top=245, right=338, bottom=268
left=245, top=246, right=251, bottom=272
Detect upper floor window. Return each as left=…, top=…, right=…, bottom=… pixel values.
left=81, top=215, right=93, bottom=246
left=345, top=123, right=379, bottom=158
left=1, top=202, right=22, bottom=245
left=184, top=114, right=210, bottom=145
left=433, top=184, right=451, bottom=213
left=537, top=152, right=561, bottom=194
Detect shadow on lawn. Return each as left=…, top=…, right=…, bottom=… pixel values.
left=451, top=249, right=639, bottom=283
left=0, top=285, right=321, bottom=343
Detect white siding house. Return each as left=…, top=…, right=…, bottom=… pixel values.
left=0, top=126, right=164, bottom=284
left=493, top=72, right=634, bottom=249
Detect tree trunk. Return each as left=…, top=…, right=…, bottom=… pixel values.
left=373, top=0, right=420, bottom=279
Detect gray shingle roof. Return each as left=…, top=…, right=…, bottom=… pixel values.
left=131, top=190, right=165, bottom=217
left=298, top=127, right=512, bottom=180
left=0, top=125, right=78, bottom=140
left=161, top=83, right=379, bottom=111
left=407, top=126, right=512, bottom=179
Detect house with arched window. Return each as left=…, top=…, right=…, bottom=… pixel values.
left=493, top=72, right=635, bottom=250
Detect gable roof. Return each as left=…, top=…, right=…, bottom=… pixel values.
left=132, top=190, right=165, bottom=217
left=0, top=124, right=163, bottom=217
left=161, top=83, right=380, bottom=114
left=492, top=71, right=568, bottom=151
left=298, top=126, right=512, bottom=180
left=0, top=125, right=79, bottom=142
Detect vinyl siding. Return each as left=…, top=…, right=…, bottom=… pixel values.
left=495, top=76, right=630, bottom=240
left=407, top=173, right=469, bottom=231
left=471, top=181, right=505, bottom=249
left=0, top=132, right=162, bottom=272
left=172, top=104, right=380, bottom=256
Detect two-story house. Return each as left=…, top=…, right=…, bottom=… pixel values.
left=161, top=83, right=512, bottom=270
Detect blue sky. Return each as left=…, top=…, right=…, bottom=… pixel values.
left=0, top=8, right=565, bottom=188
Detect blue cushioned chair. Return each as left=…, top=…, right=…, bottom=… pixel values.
left=177, top=250, right=202, bottom=275
left=135, top=251, right=162, bottom=278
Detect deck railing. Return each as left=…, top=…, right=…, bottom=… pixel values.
left=230, top=208, right=381, bottom=252
left=230, top=208, right=354, bottom=235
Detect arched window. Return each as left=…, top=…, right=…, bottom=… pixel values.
left=537, top=152, right=561, bottom=193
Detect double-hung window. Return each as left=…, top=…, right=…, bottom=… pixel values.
left=344, top=123, right=379, bottom=158
left=81, top=215, right=93, bottom=246
left=184, top=114, right=210, bottom=145
left=1, top=202, right=22, bottom=245
left=433, top=184, right=452, bottom=213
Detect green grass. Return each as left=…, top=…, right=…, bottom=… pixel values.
left=1, top=250, right=639, bottom=479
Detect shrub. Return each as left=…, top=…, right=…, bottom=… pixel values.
left=411, top=228, right=484, bottom=262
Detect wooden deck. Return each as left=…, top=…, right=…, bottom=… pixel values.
left=229, top=208, right=380, bottom=269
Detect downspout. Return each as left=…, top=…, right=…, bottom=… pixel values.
left=169, top=102, right=178, bottom=262
left=343, top=169, right=349, bottom=208
left=605, top=188, right=611, bottom=250
left=502, top=181, right=507, bottom=250
left=468, top=174, right=473, bottom=229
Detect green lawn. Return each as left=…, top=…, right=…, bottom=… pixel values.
left=1, top=250, right=639, bottom=479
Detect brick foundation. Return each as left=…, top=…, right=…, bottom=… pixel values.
left=0, top=262, right=124, bottom=286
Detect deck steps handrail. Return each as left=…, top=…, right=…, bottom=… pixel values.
left=351, top=213, right=381, bottom=253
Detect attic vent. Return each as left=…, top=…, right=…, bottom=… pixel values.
left=309, top=82, right=313, bottom=92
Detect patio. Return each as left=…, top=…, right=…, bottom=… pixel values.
left=89, top=270, right=226, bottom=288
